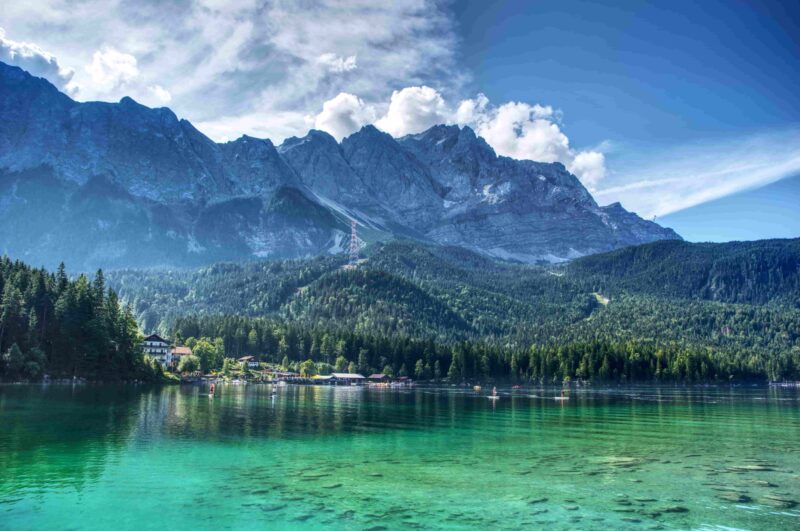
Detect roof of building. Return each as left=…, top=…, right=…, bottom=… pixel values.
left=331, top=373, right=365, bottom=379
left=144, top=333, right=168, bottom=343
left=238, top=356, right=255, bottom=362
left=171, top=346, right=192, bottom=355
left=368, top=373, right=389, bottom=379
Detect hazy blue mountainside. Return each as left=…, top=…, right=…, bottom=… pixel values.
left=1, top=61, right=678, bottom=270
left=107, top=239, right=800, bottom=367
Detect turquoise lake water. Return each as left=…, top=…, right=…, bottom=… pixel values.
left=1, top=383, right=799, bottom=530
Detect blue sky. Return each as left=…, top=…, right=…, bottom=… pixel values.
left=453, top=1, right=799, bottom=146
left=659, top=174, right=800, bottom=242
left=451, top=0, right=800, bottom=240
left=1, top=0, right=798, bottom=240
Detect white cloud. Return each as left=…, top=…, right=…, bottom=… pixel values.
left=147, top=84, right=172, bottom=104
left=85, top=46, right=139, bottom=93
left=317, top=53, right=357, bottom=73
left=2, top=1, right=461, bottom=141
left=456, top=94, right=607, bottom=189
left=0, top=27, right=76, bottom=94
left=309, top=86, right=609, bottom=189
left=454, top=93, right=489, bottom=125
left=313, top=92, right=375, bottom=141
left=594, top=128, right=800, bottom=217
left=375, top=86, right=450, bottom=137
left=195, top=109, right=309, bottom=145
left=199, top=1, right=460, bottom=140
left=568, top=151, right=606, bottom=189
left=471, top=101, right=569, bottom=162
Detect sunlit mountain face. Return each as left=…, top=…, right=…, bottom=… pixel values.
left=0, top=61, right=678, bottom=271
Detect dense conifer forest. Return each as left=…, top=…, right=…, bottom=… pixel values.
left=106, top=238, right=800, bottom=383
left=0, top=258, right=157, bottom=381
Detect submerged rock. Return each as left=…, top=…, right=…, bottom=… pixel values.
left=716, top=492, right=752, bottom=503
left=728, top=464, right=775, bottom=473
left=659, top=505, right=689, bottom=513
left=759, top=495, right=798, bottom=509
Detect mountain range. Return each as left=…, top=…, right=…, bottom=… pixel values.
left=0, top=60, right=679, bottom=270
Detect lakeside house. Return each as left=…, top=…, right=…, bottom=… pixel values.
left=238, top=356, right=259, bottom=368
left=330, top=373, right=366, bottom=385
left=143, top=334, right=171, bottom=366
left=310, top=373, right=366, bottom=385
left=171, top=346, right=192, bottom=368
left=269, top=370, right=299, bottom=379
left=368, top=373, right=390, bottom=383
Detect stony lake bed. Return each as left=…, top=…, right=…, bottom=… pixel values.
left=1, top=383, right=799, bottom=530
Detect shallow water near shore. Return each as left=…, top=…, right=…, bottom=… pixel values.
left=1, top=383, right=799, bottom=530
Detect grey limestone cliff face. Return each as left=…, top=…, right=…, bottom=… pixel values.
left=0, top=60, right=680, bottom=269
left=340, top=125, right=445, bottom=228
left=397, top=124, right=678, bottom=262
left=278, top=129, right=370, bottom=205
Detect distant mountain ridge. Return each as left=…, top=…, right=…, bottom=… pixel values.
left=0, top=60, right=679, bottom=270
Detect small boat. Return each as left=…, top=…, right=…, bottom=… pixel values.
left=473, top=385, right=482, bottom=392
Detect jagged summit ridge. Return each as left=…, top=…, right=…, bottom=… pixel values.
left=0, top=60, right=679, bottom=269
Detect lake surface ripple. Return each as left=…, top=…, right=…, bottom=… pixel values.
left=1, top=384, right=799, bottom=530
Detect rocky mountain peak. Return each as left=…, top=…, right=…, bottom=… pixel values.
left=0, top=59, right=681, bottom=269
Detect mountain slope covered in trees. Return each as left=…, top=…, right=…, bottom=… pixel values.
left=567, top=238, right=800, bottom=305
left=107, top=238, right=800, bottom=382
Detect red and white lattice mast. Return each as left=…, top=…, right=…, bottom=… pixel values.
left=349, top=219, right=360, bottom=265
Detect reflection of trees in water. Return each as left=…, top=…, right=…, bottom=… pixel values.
left=0, top=384, right=142, bottom=494
left=2, top=384, right=790, bottom=498
left=139, top=385, right=476, bottom=442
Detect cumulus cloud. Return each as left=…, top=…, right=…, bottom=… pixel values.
left=85, top=46, right=139, bottom=92
left=317, top=53, right=357, bottom=73
left=568, top=151, right=606, bottom=189
left=313, top=92, right=376, bottom=140
left=0, top=27, right=76, bottom=94
left=456, top=94, right=607, bottom=189
left=375, top=86, right=450, bottom=137
left=309, top=86, right=608, bottom=188
left=467, top=100, right=569, bottom=162
left=454, top=93, right=489, bottom=124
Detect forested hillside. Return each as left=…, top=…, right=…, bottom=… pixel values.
left=107, top=238, right=800, bottom=382
left=567, top=238, right=800, bottom=306
left=0, top=258, right=157, bottom=381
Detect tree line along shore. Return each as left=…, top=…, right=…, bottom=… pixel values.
left=2, top=253, right=799, bottom=384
